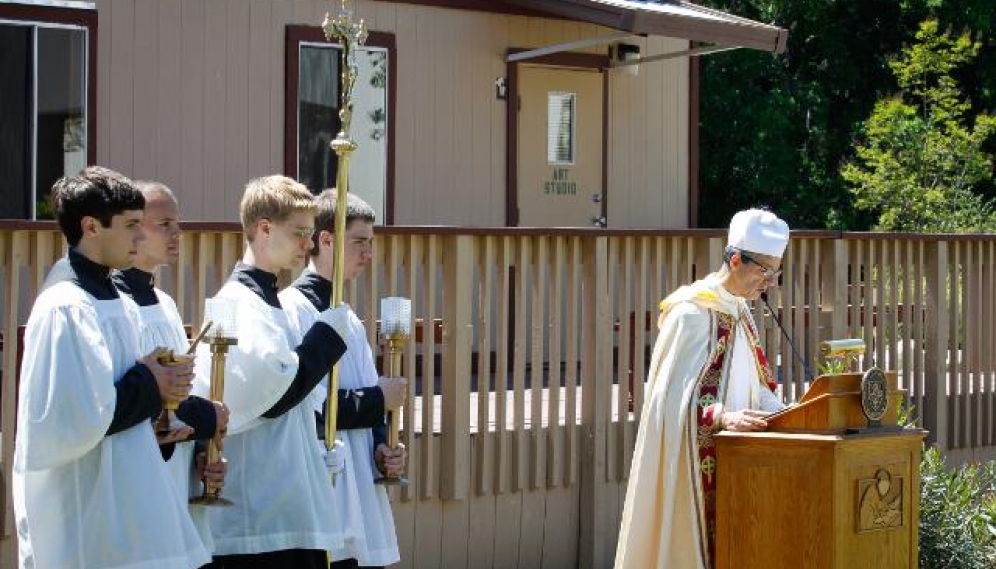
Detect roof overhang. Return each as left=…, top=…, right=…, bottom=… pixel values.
left=503, top=0, right=787, bottom=54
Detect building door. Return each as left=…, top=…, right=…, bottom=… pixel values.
left=515, top=65, right=604, bottom=227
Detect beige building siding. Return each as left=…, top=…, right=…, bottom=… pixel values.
left=90, top=0, right=689, bottom=228
left=607, top=35, right=690, bottom=229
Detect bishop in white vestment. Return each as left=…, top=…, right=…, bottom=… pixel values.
left=615, top=209, right=790, bottom=569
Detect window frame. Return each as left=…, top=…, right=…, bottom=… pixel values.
left=284, top=25, right=396, bottom=225
left=0, top=0, right=97, bottom=220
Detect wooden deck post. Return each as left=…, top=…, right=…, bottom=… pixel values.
left=440, top=235, right=473, bottom=499
left=924, top=241, right=949, bottom=448
left=579, top=236, right=612, bottom=569
left=2, top=231, right=28, bottom=544
left=822, top=238, right=849, bottom=339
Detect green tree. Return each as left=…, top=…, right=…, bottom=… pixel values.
left=842, top=19, right=996, bottom=232
left=698, top=0, right=996, bottom=230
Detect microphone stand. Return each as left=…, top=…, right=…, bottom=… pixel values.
left=760, top=292, right=814, bottom=384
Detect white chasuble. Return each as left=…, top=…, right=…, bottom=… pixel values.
left=615, top=275, right=782, bottom=569
left=14, top=282, right=210, bottom=569
left=280, top=286, right=401, bottom=566
left=191, top=281, right=341, bottom=555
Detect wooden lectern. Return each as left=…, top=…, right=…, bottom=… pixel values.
left=714, top=371, right=926, bottom=569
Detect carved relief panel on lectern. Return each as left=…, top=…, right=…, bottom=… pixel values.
left=857, top=469, right=904, bottom=532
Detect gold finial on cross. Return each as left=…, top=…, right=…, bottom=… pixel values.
left=322, top=0, right=368, bottom=143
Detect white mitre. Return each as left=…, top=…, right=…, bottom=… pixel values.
left=728, top=209, right=790, bottom=258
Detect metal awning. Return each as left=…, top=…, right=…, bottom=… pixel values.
left=504, top=0, right=787, bottom=57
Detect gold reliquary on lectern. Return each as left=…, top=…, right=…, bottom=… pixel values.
left=714, top=340, right=927, bottom=569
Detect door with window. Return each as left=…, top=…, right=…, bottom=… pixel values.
left=516, top=65, right=604, bottom=227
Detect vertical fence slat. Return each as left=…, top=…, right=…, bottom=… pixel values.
left=950, top=242, right=962, bottom=449
left=916, top=241, right=927, bottom=422
left=400, top=235, right=419, bottom=503
left=619, top=236, right=635, bottom=480
left=440, top=235, right=472, bottom=500
left=862, top=240, right=874, bottom=369
left=875, top=239, right=887, bottom=372
left=494, top=236, right=511, bottom=493
left=826, top=240, right=848, bottom=341
left=1, top=231, right=28, bottom=538
left=806, top=240, right=820, bottom=394
left=194, top=233, right=212, bottom=326
left=849, top=240, right=861, bottom=362
left=631, top=237, right=649, bottom=446
left=988, top=241, right=995, bottom=447
left=529, top=236, right=547, bottom=489
left=476, top=236, right=494, bottom=495
left=512, top=238, right=529, bottom=491
left=888, top=240, right=899, bottom=382
left=901, top=241, right=913, bottom=397
left=421, top=236, right=438, bottom=498
left=925, top=241, right=950, bottom=448
left=792, top=239, right=806, bottom=394
left=579, top=236, right=611, bottom=569
left=565, top=236, right=581, bottom=486
left=546, top=236, right=564, bottom=488
left=175, top=232, right=194, bottom=321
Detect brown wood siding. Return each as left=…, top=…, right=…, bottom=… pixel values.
left=86, top=0, right=689, bottom=228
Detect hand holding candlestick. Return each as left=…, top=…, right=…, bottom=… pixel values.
left=376, top=297, right=411, bottom=486
left=152, top=321, right=214, bottom=437
left=190, top=298, right=237, bottom=506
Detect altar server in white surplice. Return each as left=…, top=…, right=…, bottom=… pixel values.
left=112, top=180, right=229, bottom=559
left=190, top=176, right=351, bottom=569
left=280, top=190, right=406, bottom=569
left=13, top=168, right=210, bottom=569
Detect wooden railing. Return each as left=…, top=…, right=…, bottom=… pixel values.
left=2, top=223, right=995, bottom=567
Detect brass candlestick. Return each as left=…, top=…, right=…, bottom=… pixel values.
left=153, top=349, right=184, bottom=437
left=376, top=297, right=410, bottom=486
left=322, top=0, right=367, bottom=487
left=190, top=299, right=236, bottom=506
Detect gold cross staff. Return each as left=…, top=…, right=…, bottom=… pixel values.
left=322, top=0, right=368, bottom=486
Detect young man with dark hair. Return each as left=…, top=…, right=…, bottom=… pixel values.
left=192, top=176, right=352, bottom=569
left=280, top=189, right=406, bottom=569
left=14, top=168, right=211, bottom=569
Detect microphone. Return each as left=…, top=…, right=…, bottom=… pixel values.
left=760, top=292, right=814, bottom=384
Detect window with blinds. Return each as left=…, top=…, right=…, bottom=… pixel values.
left=547, top=92, right=576, bottom=165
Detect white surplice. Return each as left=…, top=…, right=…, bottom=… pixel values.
left=280, top=286, right=401, bottom=566
left=615, top=275, right=784, bottom=569
left=133, top=290, right=214, bottom=552
left=14, top=281, right=210, bottom=569
left=191, top=280, right=342, bottom=555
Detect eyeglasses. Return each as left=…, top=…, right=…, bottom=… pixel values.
left=285, top=226, right=315, bottom=240
left=738, top=251, right=783, bottom=279
left=262, top=218, right=314, bottom=241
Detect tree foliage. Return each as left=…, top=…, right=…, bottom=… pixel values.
left=697, top=0, right=996, bottom=231
left=843, top=20, right=996, bottom=232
